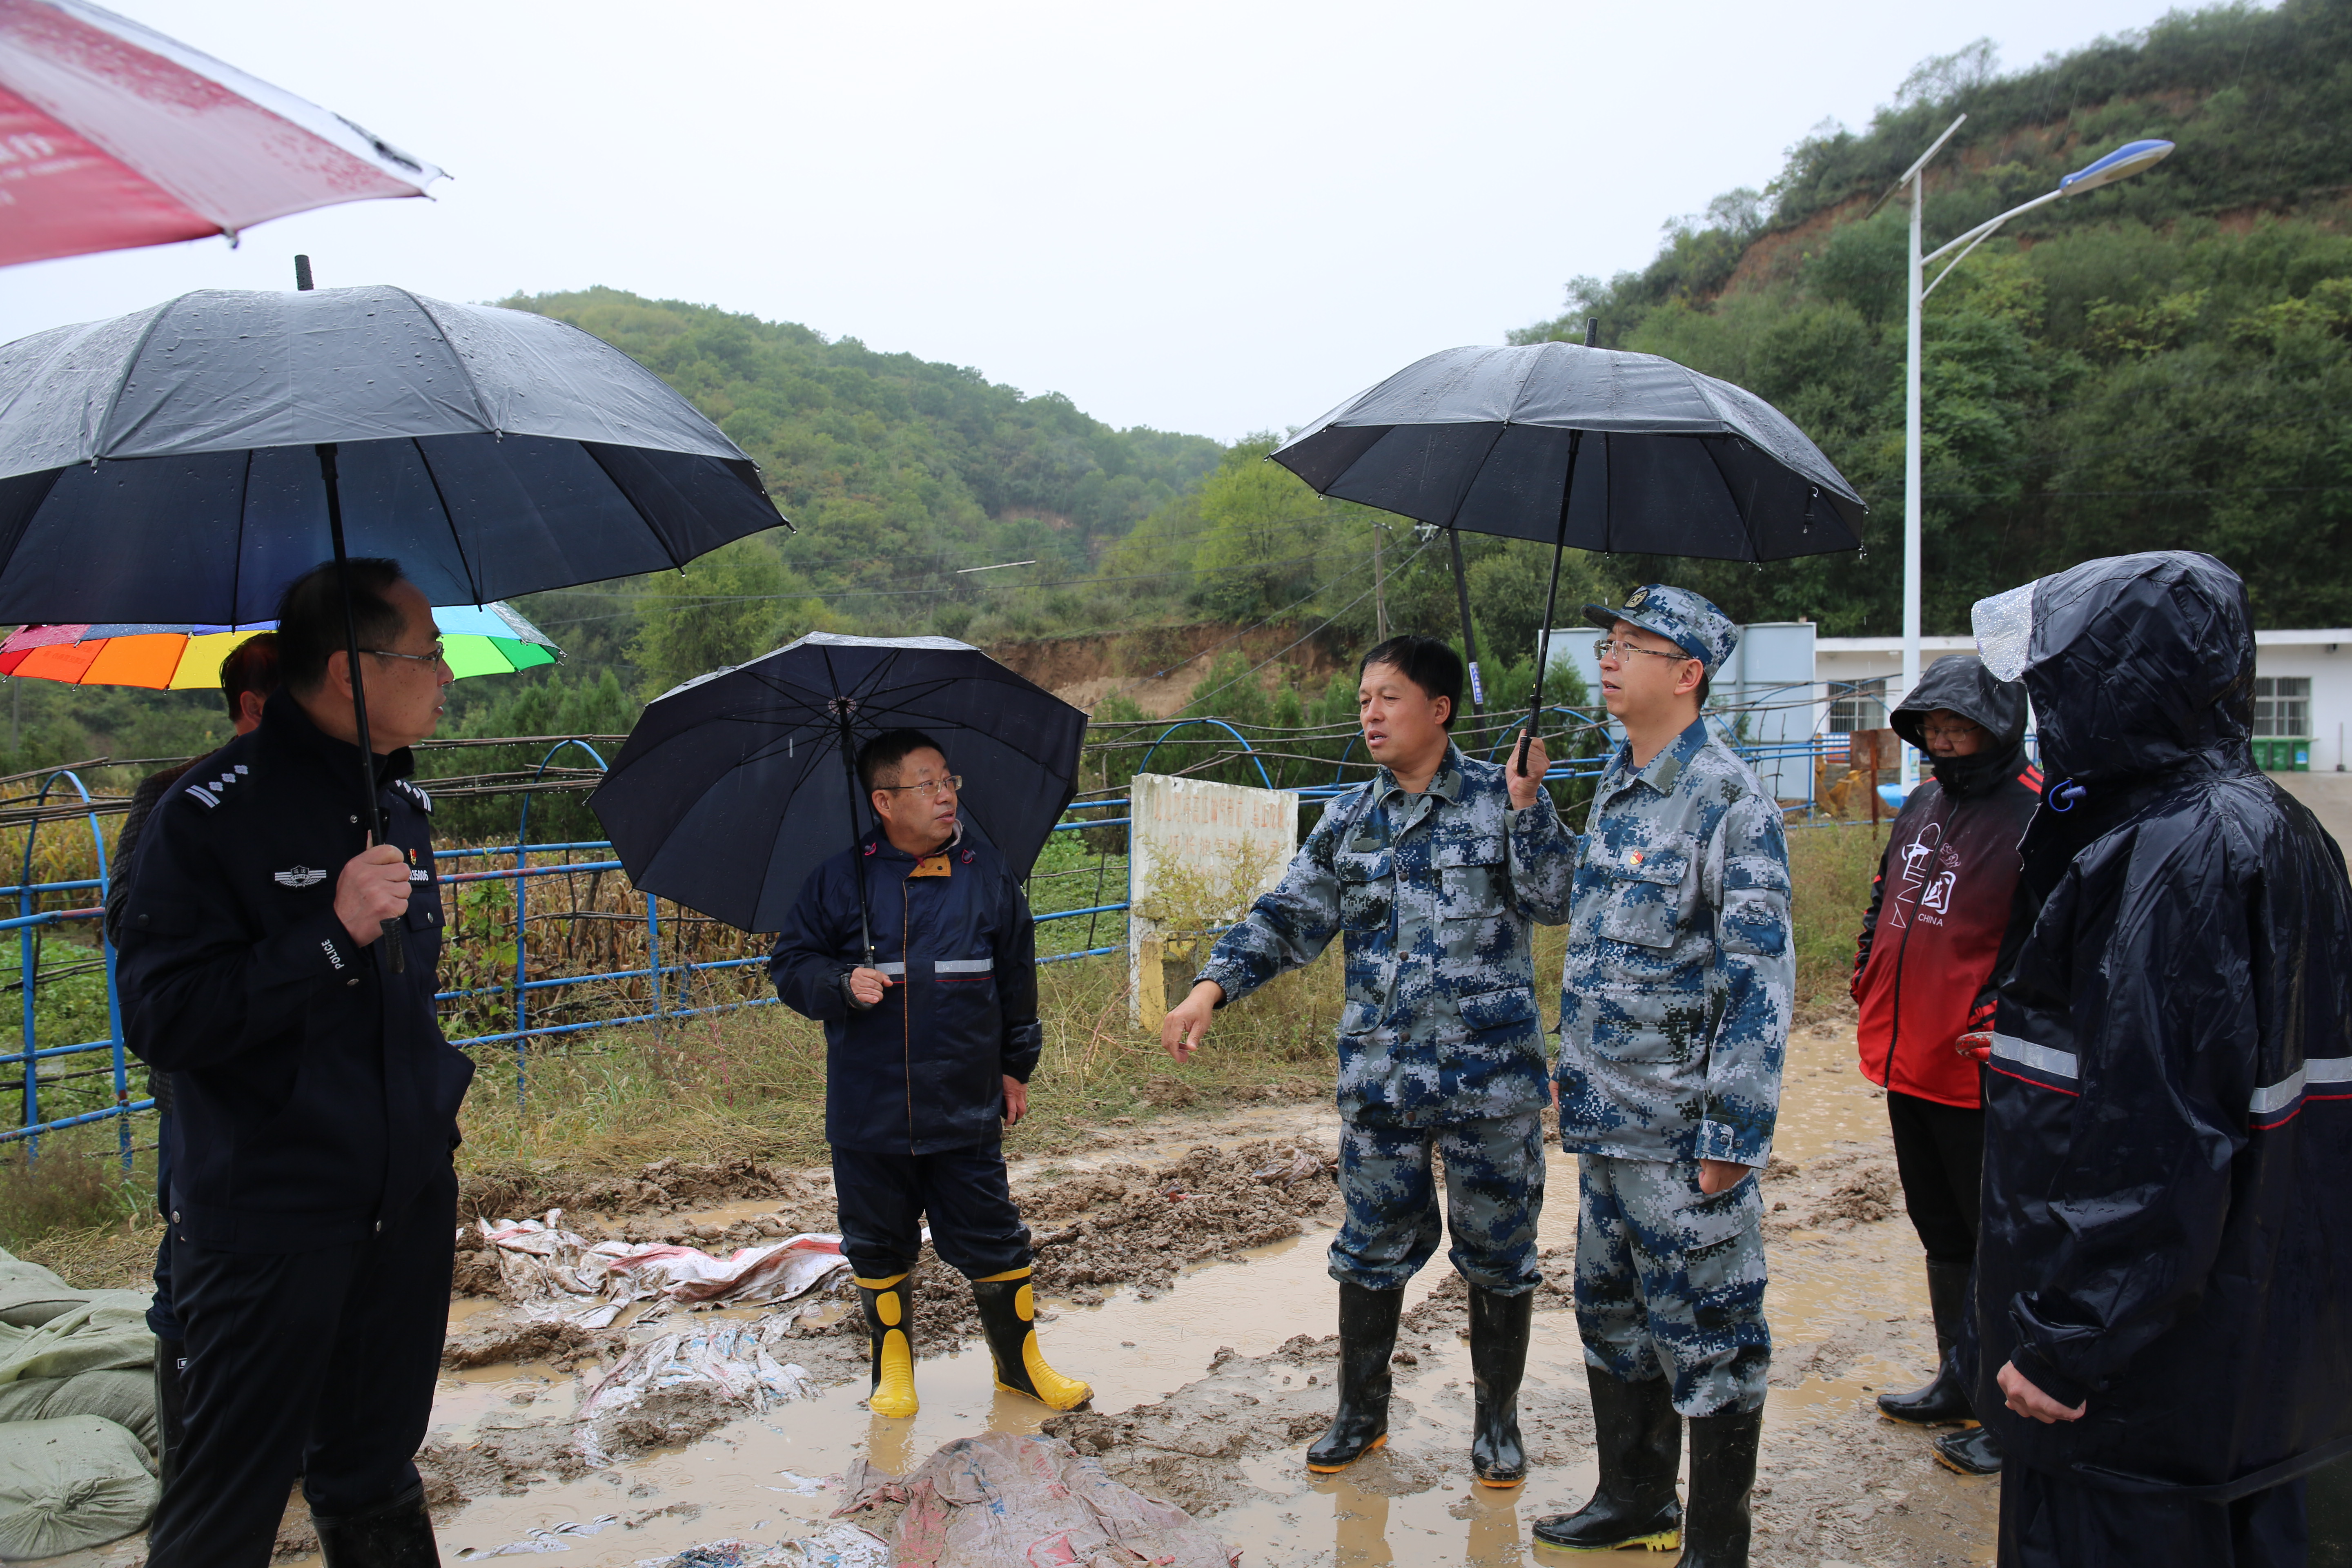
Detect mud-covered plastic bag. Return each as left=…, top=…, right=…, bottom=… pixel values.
left=0, top=1413, right=156, bottom=1557
left=842, top=1431, right=1235, bottom=1568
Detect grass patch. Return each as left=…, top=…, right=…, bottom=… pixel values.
left=0, top=1125, right=160, bottom=1290
left=452, top=944, right=1345, bottom=1180
left=1788, top=819, right=1886, bottom=1012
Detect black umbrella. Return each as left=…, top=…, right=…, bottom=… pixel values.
left=588, top=633, right=1088, bottom=941
left=0, top=276, right=788, bottom=960
left=1272, top=330, right=1865, bottom=763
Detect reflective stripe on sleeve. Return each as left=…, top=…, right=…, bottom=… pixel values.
left=935, top=958, right=993, bottom=975
left=1991, top=1033, right=2078, bottom=1079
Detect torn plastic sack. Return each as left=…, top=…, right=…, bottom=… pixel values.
left=479, top=1212, right=848, bottom=1327
left=838, top=1431, right=1237, bottom=1568
left=631, top=1525, right=888, bottom=1568
left=576, top=1321, right=814, bottom=1466
left=0, top=1413, right=156, bottom=1558
left=454, top=1512, right=618, bottom=1558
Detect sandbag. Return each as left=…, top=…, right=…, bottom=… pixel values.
left=0, top=1414, right=155, bottom=1558
left=0, top=1298, right=153, bottom=1385
left=0, top=1371, right=157, bottom=1456
left=0, top=1251, right=92, bottom=1330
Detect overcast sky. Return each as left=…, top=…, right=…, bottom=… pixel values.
left=6, top=0, right=2207, bottom=443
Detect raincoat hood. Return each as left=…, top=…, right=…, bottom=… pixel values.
left=1972, top=550, right=2253, bottom=786
left=1890, top=655, right=2027, bottom=751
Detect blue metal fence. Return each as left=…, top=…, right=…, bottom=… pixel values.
left=2, top=716, right=1915, bottom=1159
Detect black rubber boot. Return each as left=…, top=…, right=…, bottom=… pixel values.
left=311, top=1482, right=439, bottom=1567
left=971, top=1269, right=1093, bottom=1411
left=152, top=1338, right=185, bottom=1489
left=1305, top=1282, right=1404, bottom=1473
left=1876, top=1259, right=1975, bottom=1425
left=1933, top=1422, right=2004, bottom=1476
left=1468, top=1285, right=1532, bottom=1488
left=1531, top=1366, right=1682, bottom=1552
left=1674, top=1407, right=1762, bottom=1568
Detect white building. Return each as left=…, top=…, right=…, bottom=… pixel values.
left=1815, top=630, right=2352, bottom=773
left=1547, top=625, right=2352, bottom=776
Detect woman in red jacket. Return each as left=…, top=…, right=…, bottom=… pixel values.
left=1850, top=656, right=2039, bottom=1475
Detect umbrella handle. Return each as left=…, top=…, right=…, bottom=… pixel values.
left=319, top=441, right=405, bottom=976
left=1522, top=427, right=1587, bottom=785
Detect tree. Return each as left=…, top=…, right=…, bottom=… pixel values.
left=627, top=537, right=816, bottom=697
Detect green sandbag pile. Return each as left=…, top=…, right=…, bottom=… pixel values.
left=0, top=1248, right=158, bottom=1556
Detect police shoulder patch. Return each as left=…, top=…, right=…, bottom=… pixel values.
left=394, top=779, right=433, bottom=815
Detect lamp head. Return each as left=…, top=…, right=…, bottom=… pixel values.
left=2061, top=138, right=2174, bottom=196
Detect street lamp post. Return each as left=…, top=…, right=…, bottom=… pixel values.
left=1892, top=125, right=2174, bottom=788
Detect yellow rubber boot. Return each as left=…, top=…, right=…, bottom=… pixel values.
left=855, top=1273, right=919, bottom=1419
left=972, top=1267, right=1093, bottom=1411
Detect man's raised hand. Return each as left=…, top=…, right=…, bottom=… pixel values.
left=334, top=843, right=411, bottom=946
left=1160, top=980, right=1223, bottom=1062
left=1509, top=731, right=1550, bottom=809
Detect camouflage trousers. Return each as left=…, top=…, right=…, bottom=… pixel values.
left=1574, top=1153, right=1771, bottom=1417
left=1330, top=1113, right=1544, bottom=1295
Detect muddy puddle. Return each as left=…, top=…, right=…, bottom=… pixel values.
left=77, top=1019, right=1998, bottom=1567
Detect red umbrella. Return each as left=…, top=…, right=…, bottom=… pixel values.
left=0, top=0, right=442, bottom=269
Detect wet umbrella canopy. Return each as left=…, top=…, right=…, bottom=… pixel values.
left=1273, top=338, right=1865, bottom=742
left=0, top=285, right=785, bottom=622
left=590, top=634, right=1087, bottom=938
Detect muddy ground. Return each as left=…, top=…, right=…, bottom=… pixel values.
left=71, top=1017, right=2000, bottom=1567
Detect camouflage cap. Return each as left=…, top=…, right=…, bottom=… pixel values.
left=1581, top=584, right=1740, bottom=675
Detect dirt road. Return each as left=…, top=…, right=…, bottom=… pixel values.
left=71, top=1017, right=2000, bottom=1567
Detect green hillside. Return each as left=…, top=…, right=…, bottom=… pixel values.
left=1513, top=0, right=2352, bottom=634
left=494, top=288, right=1223, bottom=690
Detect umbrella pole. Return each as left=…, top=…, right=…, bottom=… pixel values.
left=1448, top=527, right=1483, bottom=719
left=838, top=717, right=874, bottom=966
left=317, top=441, right=405, bottom=974
left=1517, top=428, right=1585, bottom=779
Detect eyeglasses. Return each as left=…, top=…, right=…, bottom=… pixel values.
left=1593, top=637, right=1695, bottom=665
left=362, top=643, right=447, bottom=666
left=1921, top=722, right=1984, bottom=741
left=878, top=775, right=963, bottom=799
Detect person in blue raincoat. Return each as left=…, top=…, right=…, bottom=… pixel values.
left=769, top=728, right=1090, bottom=1422
left=1969, top=551, right=2352, bottom=1567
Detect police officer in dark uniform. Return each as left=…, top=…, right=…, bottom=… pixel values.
left=116, top=559, right=472, bottom=1568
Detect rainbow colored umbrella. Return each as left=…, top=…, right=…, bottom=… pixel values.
left=0, top=601, right=559, bottom=689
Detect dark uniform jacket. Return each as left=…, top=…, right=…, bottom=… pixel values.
left=1976, top=551, right=2352, bottom=1498
left=115, top=689, right=473, bottom=1254
left=769, top=825, right=1040, bottom=1155
left=107, top=760, right=203, bottom=1117
left=1852, top=657, right=2041, bottom=1109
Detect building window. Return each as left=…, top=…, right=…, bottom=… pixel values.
left=2254, top=676, right=2310, bottom=738
left=1828, top=678, right=1887, bottom=733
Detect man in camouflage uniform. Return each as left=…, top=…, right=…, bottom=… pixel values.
left=1531, top=586, right=1792, bottom=1568
left=1160, top=635, right=1573, bottom=1488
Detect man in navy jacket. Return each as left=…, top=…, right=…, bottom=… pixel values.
left=770, top=728, right=1089, bottom=1420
